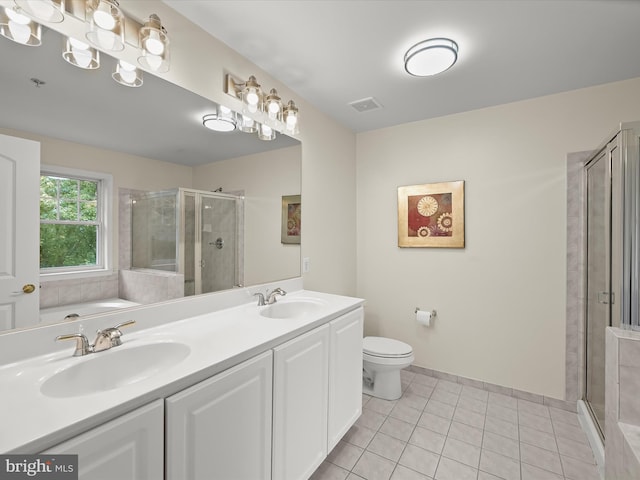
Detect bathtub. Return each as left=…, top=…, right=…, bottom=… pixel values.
left=40, top=298, right=140, bottom=325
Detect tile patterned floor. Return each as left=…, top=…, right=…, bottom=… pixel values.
left=311, top=370, right=601, bottom=480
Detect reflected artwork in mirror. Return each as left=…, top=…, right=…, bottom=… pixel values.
left=0, top=26, right=301, bottom=331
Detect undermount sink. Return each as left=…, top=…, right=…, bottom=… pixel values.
left=41, top=342, right=191, bottom=398
left=259, top=298, right=327, bottom=319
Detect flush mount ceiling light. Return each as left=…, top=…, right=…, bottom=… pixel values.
left=203, top=105, right=237, bottom=132
left=0, top=6, right=41, bottom=46
left=404, top=37, right=458, bottom=77
left=138, top=14, right=170, bottom=73
left=15, top=0, right=64, bottom=23
left=85, top=0, right=124, bottom=52
left=62, top=36, right=99, bottom=69
left=113, top=60, right=143, bottom=87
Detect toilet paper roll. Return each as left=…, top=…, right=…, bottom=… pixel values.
left=416, top=309, right=431, bottom=326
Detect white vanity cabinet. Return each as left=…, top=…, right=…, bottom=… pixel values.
left=165, top=350, right=273, bottom=480
left=328, top=307, right=364, bottom=451
left=273, top=324, right=330, bottom=480
left=43, top=399, right=164, bottom=480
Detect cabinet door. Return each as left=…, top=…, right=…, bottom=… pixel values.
left=328, top=307, right=364, bottom=451
left=273, top=324, right=330, bottom=480
left=166, top=351, right=273, bottom=480
left=43, top=399, right=163, bottom=480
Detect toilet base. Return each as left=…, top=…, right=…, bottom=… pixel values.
left=362, top=369, right=402, bottom=401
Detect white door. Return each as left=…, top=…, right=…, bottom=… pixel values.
left=43, top=400, right=164, bottom=480
left=0, top=133, right=40, bottom=330
left=273, top=324, right=330, bottom=480
left=166, top=351, right=273, bottom=480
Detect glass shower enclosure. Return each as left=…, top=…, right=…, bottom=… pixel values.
left=131, top=188, right=244, bottom=296
left=583, top=122, right=639, bottom=440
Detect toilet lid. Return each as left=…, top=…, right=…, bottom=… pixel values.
left=363, top=336, right=413, bottom=357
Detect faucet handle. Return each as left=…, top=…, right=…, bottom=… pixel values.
left=55, top=333, right=92, bottom=356
left=97, top=320, right=136, bottom=349
left=254, top=292, right=266, bottom=306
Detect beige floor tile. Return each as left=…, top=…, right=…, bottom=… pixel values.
left=447, top=421, right=484, bottom=447
left=418, top=412, right=451, bottom=435
left=343, top=424, right=377, bottom=449
left=390, top=465, right=433, bottom=480
left=379, top=416, right=415, bottom=442
left=367, top=432, right=407, bottom=463
left=328, top=440, right=365, bottom=470
left=521, top=463, right=564, bottom=480
left=311, top=461, right=350, bottom=480
left=519, top=425, right=558, bottom=452
left=561, top=454, right=600, bottom=480
left=556, top=435, right=596, bottom=464
left=482, top=431, right=520, bottom=460
left=398, top=444, right=440, bottom=478
left=484, top=415, right=519, bottom=440
left=409, top=426, right=446, bottom=454
left=425, top=400, right=455, bottom=420
left=435, top=456, right=478, bottom=480
left=453, top=406, right=485, bottom=429
left=520, top=442, right=563, bottom=475
left=479, top=449, right=521, bottom=480
left=442, top=437, right=481, bottom=468
left=390, top=403, right=422, bottom=425
left=352, top=451, right=396, bottom=480
left=487, top=403, right=519, bottom=423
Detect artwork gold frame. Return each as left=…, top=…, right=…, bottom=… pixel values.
left=398, top=180, right=465, bottom=248
left=281, top=194, right=301, bottom=244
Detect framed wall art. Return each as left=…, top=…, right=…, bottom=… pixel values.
left=281, top=194, right=301, bottom=244
left=397, top=180, right=465, bottom=248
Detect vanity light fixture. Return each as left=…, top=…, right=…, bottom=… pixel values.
left=404, top=37, right=458, bottom=77
left=202, top=105, right=237, bottom=132
left=62, top=36, right=99, bottom=69
left=15, top=0, right=64, bottom=23
left=0, top=6, right=41, bottom=46
left=224, top=73, right=301, bottom=138
left=112, top=60, right=143, bottom=87
left=85, top=0, right=124, bottom=52
left=138, top=14, right=170, bottom=73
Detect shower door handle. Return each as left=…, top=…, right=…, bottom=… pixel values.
left=597, top=292, right=614, bottom=304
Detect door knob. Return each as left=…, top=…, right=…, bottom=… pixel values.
left=12, top=284, right=36, bottom=295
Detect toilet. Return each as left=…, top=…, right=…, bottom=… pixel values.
left=362, top=336, right=414, bottom=400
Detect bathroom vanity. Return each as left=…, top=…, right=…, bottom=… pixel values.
left=0, top=279, right=364, bottom=480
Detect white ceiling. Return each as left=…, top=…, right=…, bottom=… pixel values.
left=165, top=0, right=640, bottom=133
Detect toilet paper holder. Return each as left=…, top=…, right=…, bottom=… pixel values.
left=415, top=307, right=437, bottom=318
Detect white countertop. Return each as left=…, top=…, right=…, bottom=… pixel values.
left=0, top=287, right=363, bottom=453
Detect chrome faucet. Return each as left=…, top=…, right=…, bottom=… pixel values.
left=56, top=320, right=136, bottom=356
left=266, top=288, right=287, bottom=304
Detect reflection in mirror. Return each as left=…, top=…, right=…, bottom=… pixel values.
left=0, top=27, right=301, bottom=331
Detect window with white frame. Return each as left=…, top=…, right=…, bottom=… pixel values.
left=39, top=166, right=112, bottom=275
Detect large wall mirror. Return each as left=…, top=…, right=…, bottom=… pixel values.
left=0, top=27, right=301, bottom=331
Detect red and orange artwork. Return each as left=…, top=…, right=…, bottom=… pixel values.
left=287, top=202, right=301, bottom=237
left=407, top=193, right=453, bottom=238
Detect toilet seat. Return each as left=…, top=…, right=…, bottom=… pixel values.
left=363, top=336, right=413, bottom=359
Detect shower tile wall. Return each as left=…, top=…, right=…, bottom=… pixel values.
left=605, top=328, right=640, bottom=478
left=201, top=198, right=237, bottom=292
left=39, top=273, right=119, bottom=309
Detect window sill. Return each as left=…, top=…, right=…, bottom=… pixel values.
left=40, top=269, right=116, bottom=283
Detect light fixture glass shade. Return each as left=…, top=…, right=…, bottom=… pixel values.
left=85, top=0, right=124, bottom=52
left=404, top=37, right=458, bottom=77
left=203, top=106, right=237, bottom=132
left=112, top=60, right=143, bottom=87
left=257, top=123, right=276, bottom=141
left=283, top=100, right=299, bottom=134
left=15, top=0, right=64, bottom=23
left=264, top=88, right=282, bottom=121
left=0, top=7, right=41, bottom=46
left=242, top=75, right=262, bottom=115
left=238, top=114, right=257, bottom=134
left=138, top=14, right=170, bottom=73
left=62, top=36, right=99, bottom=69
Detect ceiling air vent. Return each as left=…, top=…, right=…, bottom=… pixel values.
left=348, top=97, right=382, bottom=113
